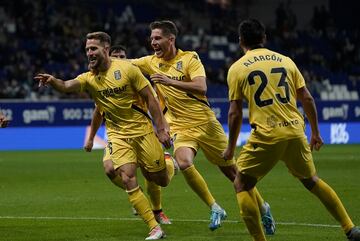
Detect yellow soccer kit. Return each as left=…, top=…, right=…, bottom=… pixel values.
left=132, top=50, right=234, bottom=165
left=76, top=59, right=165, bottom=171
left=132, top=49, right=217, bottom=131
left=228, top=48, right=306, bottom=144
left=228, top=48, right=315, bottom=179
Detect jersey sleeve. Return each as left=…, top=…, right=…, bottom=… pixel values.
left=188, top=52, right=206, bottom=79
left=227, top=65, right=242, bottom=101
left=290, top=58, right=306, bottom=90
left=75, top=72, right=90, bottom=92
left=131, top=57, right=152, bottom=75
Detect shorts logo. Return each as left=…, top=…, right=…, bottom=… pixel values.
left=176, top=61, right=183, bottom=71
left=252, top=143, right=258, bottom=150
left=114, top=70, right=121, bottom=80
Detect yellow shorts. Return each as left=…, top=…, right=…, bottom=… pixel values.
left=103, top=132, right=165, bottom=172
left=172, top=120, right=235, bottom=167
left=237, top=136, right=316, bottom=180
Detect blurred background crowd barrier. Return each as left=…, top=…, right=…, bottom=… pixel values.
left=1, top=0, right=359, bottom=149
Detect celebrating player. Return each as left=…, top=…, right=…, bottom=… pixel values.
left=132, top=20, right=275, bottom=233
left=223, top=18, right=360, bottom=241
left=84, top=44, right=173, bottom=225
left=35, top=32, right=176, bottom=240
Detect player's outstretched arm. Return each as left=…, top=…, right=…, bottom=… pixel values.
left=0, top=112, right=9, bottom=128
left=84, top=106, right=103, bottom=152
left=150, top=74, right=207, bottom=95
left=223, top=99, right=243, bottom=160
left=296, top=86, right=323, bottom=151
left=34, top=73, right=81, bottom=93
left=139, top=86, right=171, bottom=149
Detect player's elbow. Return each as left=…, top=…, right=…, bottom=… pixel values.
left=228, top=109, right=241, bottom=121
left=198, top=85, right=207, bottom=95
left=301, top=94, right=314, bottom=105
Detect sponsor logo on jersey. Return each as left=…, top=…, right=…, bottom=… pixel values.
left=98, top=85, right=128, bottom=98
left=167, top=75, right=185, bottom=81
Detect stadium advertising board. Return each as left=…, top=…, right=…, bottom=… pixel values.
left=0, top=100, right=360, bottom=150
left=1, top=100, right=360, bottom=126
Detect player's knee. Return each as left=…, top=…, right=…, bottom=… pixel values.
left=120, top=173, right=137, bottom=189
left=300, top=175, right=319, bottom=190
left=234, top=173, right=257, bottom=192
left=177, top=159, right=192, bottom=170
left=103, top=160, right=116, bottom=178
left=219, top=165, right=237, bottom=182
left=153, top=175, right=170, bottom=187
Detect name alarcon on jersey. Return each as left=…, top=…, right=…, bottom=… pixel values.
left=98, top=85, right=128, bottom=98
left=243, top=54, right=283, bottom=67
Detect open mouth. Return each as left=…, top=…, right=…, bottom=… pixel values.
left=154, top=47, right=162, bottom=56
left=89, top=57, right=97, bottom=64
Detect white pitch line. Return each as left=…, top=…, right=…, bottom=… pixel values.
left=0, top=216, right=340, bottom=228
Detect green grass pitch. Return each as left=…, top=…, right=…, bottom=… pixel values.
left=0, top=144, right=359, bottom=241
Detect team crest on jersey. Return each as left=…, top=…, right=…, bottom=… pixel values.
left=176, top=61, right=183, bottom=71
left=114, top=70, right=121, bottom=80
left=266, top=115, right=277, bottom=128
left=159, top=63, right=164, bottom=68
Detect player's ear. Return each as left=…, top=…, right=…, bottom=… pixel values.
left=104, top=45, right=110, bottom=55
left=169, top=35, right=175, bottom=44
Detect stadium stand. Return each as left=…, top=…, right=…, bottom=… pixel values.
left=0, top=0, right=359, bottom=100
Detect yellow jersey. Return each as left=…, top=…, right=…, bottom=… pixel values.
left=132, top=49, right=216, bottom=131
left=76, top=59, right=154, bottom=139
left=227, top=48, right=306, bottom=143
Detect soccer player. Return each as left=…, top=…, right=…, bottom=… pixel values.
left=132, top=20, right=275, bottom=233
left=0, top=112, right=9, bottom=128
left=223, top=18, right=360, bottom=241
left=84, top=44, right=173, bottom=225
left=35, top=32, right=176, bottom=240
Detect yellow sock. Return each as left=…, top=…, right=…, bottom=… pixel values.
left=164, top=154, right=175, bottom=181
left=111, top=175, right=125, bottom=189
left=144, top=179, right=162, bottom=211
left=237, top=190, right=266, bottom=241
left=253, top=187, right=265, bottom=214
left=310, top=179, right=354, bottom=233
left=182, top=165, right=215, bottom=207
left=127, top=186, right=158, bottom=230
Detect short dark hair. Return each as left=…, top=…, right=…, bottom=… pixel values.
left=110, top=44, right=127, bottom=54
left=86, top=31, right=111, bottom=47
left=238, top=19, right=266, bottom=47
left=149, top=20, right=178, bottom=37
